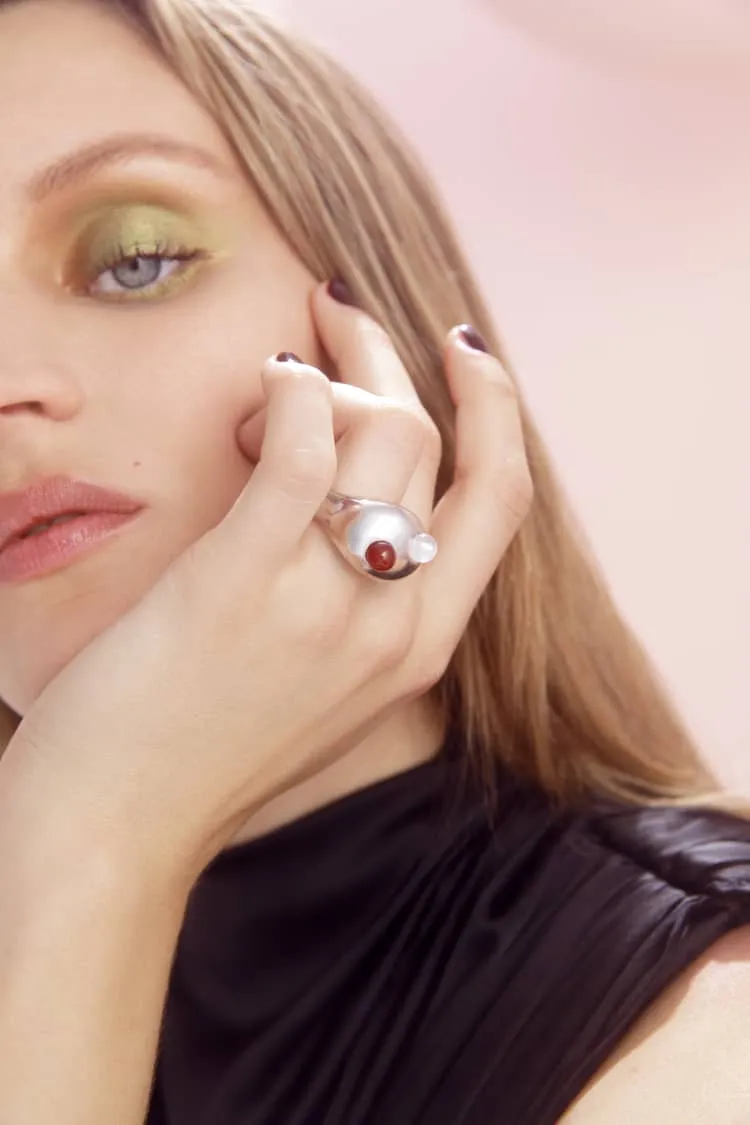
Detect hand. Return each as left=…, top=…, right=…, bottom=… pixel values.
left=0, top=284, right=533, bottom=884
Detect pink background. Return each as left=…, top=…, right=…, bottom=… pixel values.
left=280, top=0, right=750, bottom=790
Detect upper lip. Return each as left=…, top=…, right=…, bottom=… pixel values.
left=0, top=475, right=144, bottom=552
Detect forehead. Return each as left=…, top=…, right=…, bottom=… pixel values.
left=0, top=0, right=238, bottom=189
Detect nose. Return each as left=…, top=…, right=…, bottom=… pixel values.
left=0, top=367, right=82, bottom=421
left=0, top=298, right=83, bottom=422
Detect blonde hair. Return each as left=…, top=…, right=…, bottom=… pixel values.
left=1, top=0, right=745, bottom=816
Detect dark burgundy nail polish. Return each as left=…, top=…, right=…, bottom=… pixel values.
left=275, top=351, right=302, bottom=363
left=327, top=279, right=358, bottom=307
left=458, top=325, right=490, bottom=354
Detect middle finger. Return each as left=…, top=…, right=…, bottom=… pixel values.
left=311, top=281, right=441, bottom=517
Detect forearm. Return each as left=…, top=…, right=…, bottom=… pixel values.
left=0, top=832, right=190, bottom=1125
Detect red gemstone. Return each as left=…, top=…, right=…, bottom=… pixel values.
left=365, top=540, right=397, bottom=572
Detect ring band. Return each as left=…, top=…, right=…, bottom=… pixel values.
left=315, top=490, right=438, bottom=581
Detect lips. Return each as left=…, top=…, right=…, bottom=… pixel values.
left=15, top=512, right=84, bottom=540
left=0, top=475, right=144, bottom=554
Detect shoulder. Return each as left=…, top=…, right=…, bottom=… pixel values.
left=576, top=797, right=750, bottom=905
left=559, top=923, right=750, bottom=1123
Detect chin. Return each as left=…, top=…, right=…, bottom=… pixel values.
left=1, top=571, right=157, bottom=716
left=0, top=516, right=187, bottom=714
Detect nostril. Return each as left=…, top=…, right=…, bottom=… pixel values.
left=0, top=401, right=46, bottom=415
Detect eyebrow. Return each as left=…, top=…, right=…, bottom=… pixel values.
left=24, top=132, right=237, bottom=204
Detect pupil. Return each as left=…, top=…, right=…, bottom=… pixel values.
left=114, top=255, right=161, bottom=289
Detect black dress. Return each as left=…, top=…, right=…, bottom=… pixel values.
left=147, top=732, right=750, bottom=1124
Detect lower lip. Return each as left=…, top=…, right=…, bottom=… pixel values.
left=0, top=511, right=142, bottom=583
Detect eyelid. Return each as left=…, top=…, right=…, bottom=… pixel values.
left=29, top=178, right=235, bottom=277
left=58, top=198, right=234, bottom=300
left=72, top=202, right=209, bottom=257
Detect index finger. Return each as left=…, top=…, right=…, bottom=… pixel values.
left=311, top=280, right=423, bottom=406
left=211, top=357, right=337, bottom=584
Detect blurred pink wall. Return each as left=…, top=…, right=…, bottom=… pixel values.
left=282, top=0, right=750, bottom=791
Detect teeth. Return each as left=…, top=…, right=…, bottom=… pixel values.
left=22, top=513, right=83, bottom=539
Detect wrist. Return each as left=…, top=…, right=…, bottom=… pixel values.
left=1, top=837, right=191, bottom=937
left=0, top=733, right=230, bottom=898
left=4, top=742, right=217, bottom=902
left=0, top=786, right=196, bottom=919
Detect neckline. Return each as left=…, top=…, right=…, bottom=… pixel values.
left=176, top=734, right=481, bottom=1018
left=205, top=725, right=468, bottom=874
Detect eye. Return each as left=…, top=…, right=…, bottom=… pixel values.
left=61, top=232, right=208, bottom=303
left=86, top=240, right=208, bottom=301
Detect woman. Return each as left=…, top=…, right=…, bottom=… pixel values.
left=0, top=0, right=748, bottom=1122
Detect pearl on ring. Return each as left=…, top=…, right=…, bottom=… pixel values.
left=408, top=532, right=439, bottom=565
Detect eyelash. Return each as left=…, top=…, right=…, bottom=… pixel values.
left=85, top=238, right=209, bottom=300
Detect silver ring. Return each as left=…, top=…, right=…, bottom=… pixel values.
left=315, top=490, right=438, bottom=581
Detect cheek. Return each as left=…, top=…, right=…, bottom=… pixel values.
left=116, top=270, right=321, bottom=521
left=105, top=261, right=320, bottom=436
left=0, top=259, right=322, bottom=712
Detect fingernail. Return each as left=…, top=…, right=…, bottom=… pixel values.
left=327, top=279, right=358, bottom=307
left=457, top=325, right=489, bottom=354
left=275, top=351, right=302, bottom=363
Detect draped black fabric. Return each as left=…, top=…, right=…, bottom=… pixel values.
left=147, top=736, right=750, bottom=1124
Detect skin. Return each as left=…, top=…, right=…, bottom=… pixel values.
left=0, top=6, right=537, bottom=1120
left=0, top=3, right=749, bottom=1125
left=0, top=0, right=444, bottom=840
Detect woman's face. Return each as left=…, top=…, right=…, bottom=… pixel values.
left=0, top=0, right=322, bottom=714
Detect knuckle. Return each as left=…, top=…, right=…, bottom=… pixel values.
left=408, top=651, right=450, bottom=696
left=383, top=400, right=427, bottom=442
left=278, top=444, right=335, bottom=496
left=287, top=363, right=331, bottom=389
left=271, top=363, right=331, bottom=404
left=420, top=415, right=443, bottom=466
left=409, top=404, right=442, bottom=451
left=491, top=454, right=534, bottom=522
left=485, top=363, right=520, bottom=402
left=354, top=317, right=393, bottom=357
left=373, top=401, right=432, bottom=462
left=402, top=643, right=449, bottom=693
left=321, top=588, right=356, bottom=640
left=301, top=597, right=351, bottom=647
left=304, top=366, right=334, bottom=394
left=362, top=611, right=415, bottom=674
left=279, top=574, right=352, bottom=645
